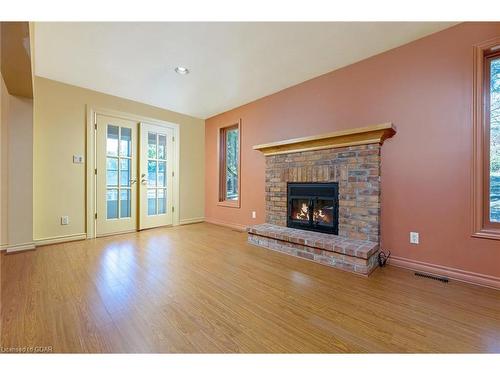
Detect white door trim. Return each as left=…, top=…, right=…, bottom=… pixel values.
left=86, top=106, right=180, bottom=239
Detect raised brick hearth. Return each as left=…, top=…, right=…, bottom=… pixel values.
left=247, top=124, right=395, bottom=276
left=248, top=224, right=379, bottom=275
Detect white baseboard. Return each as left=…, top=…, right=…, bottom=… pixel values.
left=390, top=255, right=500, bottom=290
left=6, top=242, right=36, bottom=253
left=205, top=217, right=248, bottom=232
left=1, top=234, right=88, bottom=251
left=179, top=217, right=205, bottom=225
left=34, top=233, right=87, bottom=247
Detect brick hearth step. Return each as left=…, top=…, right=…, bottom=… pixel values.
left=247, top=223, right=380, bottom=275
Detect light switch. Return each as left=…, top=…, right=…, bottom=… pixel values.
left=73, top=155, right=84, bottom=164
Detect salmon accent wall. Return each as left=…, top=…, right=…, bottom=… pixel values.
left=205, top=22, right=500, bottom=282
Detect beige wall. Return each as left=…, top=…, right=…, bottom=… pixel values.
left=0, top=71, right=7, bottom=248
left=33, top=76, right=205, bottom=241
left=0, top=77, right=35, bottom=250
left=0, top=26, right=6, bottom=248
left=1, top=22, right=35, bottom=251
left=7, top=95, right=33, bottom=247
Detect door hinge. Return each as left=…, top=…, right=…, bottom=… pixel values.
left=95, top=213, right=97, bottom=220
left=94, top=168, right=97, bottom=175
left=172, top=171, right=174, bottom=177
left=172, top=136, right=175, bottom=142
left=172, top=206, right=175, bottom=212
left=94, top=113, right=97, bottom=130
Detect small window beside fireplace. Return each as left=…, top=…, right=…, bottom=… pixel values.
left=287, top=182, right=339, bottom=235
left=218, top=120, right=241, bottom=208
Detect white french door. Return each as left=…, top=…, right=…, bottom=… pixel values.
left=94, top=114, right=176, bottom=236
left=96, top=115, right=138, bottom=236
left=139, top=123, right=174, bottom=230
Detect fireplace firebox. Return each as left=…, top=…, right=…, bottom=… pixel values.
left=287, top=182, right=339, bottom=235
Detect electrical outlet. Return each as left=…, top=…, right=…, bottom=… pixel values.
left=73, top=155, right=84, bottom=164
left=410, top=232, right=419, bottom=245
left=252, top=211, right=256, bottom=219
left=61, top=216, right=70, bottom=225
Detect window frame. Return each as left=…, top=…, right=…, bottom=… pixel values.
left=217, top=120, right=241, bottom=208
left=472, top=38, right=500, bottom=240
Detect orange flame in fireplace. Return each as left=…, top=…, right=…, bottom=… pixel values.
left=295, top=203, right=309, bottom=220
left=313, top=209, right=330, bottom=223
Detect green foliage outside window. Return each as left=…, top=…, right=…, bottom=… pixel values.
left=225, top=128, right=239, bottom=200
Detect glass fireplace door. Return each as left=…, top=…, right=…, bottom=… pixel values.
left=290, top=199, right=311, bottom=223
left=313, top=199, right=334, bottom=227
left=287, top=182, right=339, bottom=234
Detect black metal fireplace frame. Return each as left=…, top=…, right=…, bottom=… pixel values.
left=287, top=182, right=339, bottom=235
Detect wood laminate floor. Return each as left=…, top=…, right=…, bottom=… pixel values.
left=1, top=223, right=500, bottom=353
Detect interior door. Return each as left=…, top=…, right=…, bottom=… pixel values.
left=96, top=115, right=138, bottom=236
left=139, top=123, right=174, bottom=229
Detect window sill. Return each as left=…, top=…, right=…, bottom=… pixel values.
left=217, top=200, right=241, bottom=208
left=472, top=227, right=500, bottom=241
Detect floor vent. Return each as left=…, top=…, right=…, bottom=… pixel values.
left=414, top=272, right=449, bottom=283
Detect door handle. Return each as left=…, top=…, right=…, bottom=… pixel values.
left=141, top=179, right=147, bottom=185
left=130, top=178, right=137, bottom=185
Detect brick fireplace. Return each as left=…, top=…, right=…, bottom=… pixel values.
left=247, top=123, right=396, bottom=276
left=267, top=144, right=380, bottom=242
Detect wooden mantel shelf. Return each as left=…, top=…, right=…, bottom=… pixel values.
left=253, top=123, right=396, bottom=156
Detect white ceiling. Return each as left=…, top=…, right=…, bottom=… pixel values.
left=34, top=22, right=455, bottom=119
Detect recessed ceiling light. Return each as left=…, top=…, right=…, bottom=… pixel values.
left=175, top=66, right=189, bottom=75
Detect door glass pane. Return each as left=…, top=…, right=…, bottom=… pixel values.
left=106, top=157, right=118, bottom=187
left=158, top=189, right=166, bottom=214
left=107, top=189, right=118, bottom=219
left=120, top=158, right=131, bottom=187
left=120, top=127, right=132, bottom=157
left=158, top=135, right=166, bottom=160
left=148, top=160, right=157, bottom=187
left=107, top=125, right=119, bottom=156
left=147, top=189, right=157, bottom=215
left=225, top=127, right=239, bottom=200
left=148, top=132, right=157, bottom=159
left=158, top=161, right=166, bottom=187
left=490, top=57, right=500, bottom=222
left=120, top=189, right=131, bottom=218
